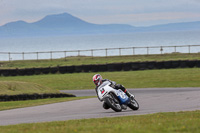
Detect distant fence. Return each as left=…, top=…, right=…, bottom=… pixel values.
left=0, top=44, right=200, bottom=61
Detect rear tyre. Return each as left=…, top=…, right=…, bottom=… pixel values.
left=104, top=93, right=122, bottom=112
left=128, top=98, right=139, bottom=110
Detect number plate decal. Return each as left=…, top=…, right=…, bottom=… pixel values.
left=100, top=88, right=105, bottom=94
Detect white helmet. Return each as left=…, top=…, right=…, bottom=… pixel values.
left=92, top=74, right=102, bottom=86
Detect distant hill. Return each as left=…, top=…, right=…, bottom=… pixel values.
left=0, top=12, right=200, bottom=37
left=137, top=21, right=200, bottom=32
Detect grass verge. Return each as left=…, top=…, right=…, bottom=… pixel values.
left=0, top=110, right=199, bottom=133
left=0, top=53, right=200, bottom=69
left=0, top=81, right=59, bottom=95
left=0, top=96, right=94, bottom=111
left=0, top=68, right=200, bottom=90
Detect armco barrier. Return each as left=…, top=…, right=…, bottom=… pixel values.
left=180, top=60, right=187, bottom=68
left=139, top=62, right=148, bottom=70
left=123, top=62, right=132, bottom=71
left=132, top=62, right=140, bottom=70
left=107, top=63, right=123, bottom=71
left=147, top=61, right=156, bottom=69
left=0, top=93, right=76, bottom=101
left=186, top=60, right=197, bottom=68
left=155, top=61, right=164, bottom=69
left=17, top=68, right=26, bottom=76
left=34, top=68, right=42, bottom=75
left=171, top=60, right=180, bottom=68
left=197, top=60, right=200, bottom=67
left=24, top=68, right=35, bottom=76
left=1, top=69, right=11, bottom=76
left=0, top=60, right=199, bottom=76
left=58, top=66, right=68, bottom=74
left=50, top=67, right=59, bottom=74
left=82, top=65, right=91, bottom=72
left=41, top=67, right=50, bottom=74
left=74, top=65, right=83, bottom=73
left=90, top=65, right=99, bottom=72
left=67, top=66, right=75, bottom=73
left=59, top=66, right=75, bottom=74
left=163, top=61, right=172, bottom=69
left=98, top=64, right=107, bottom=72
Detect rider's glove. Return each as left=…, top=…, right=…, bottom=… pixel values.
left=110, top=81, right=116, bottom=88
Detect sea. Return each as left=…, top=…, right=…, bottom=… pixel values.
left=0, top=30, right=200, bottom=61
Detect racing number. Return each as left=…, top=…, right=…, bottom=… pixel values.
left=100, top=88, right=105, bottom=94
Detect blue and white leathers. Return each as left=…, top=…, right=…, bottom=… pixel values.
left=97, top=81, right=130, bottom=105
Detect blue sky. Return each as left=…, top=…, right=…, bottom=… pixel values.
left=0, top=0, right=200, bottom=26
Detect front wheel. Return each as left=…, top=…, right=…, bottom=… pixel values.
left=128, top=98, right=139, bottom=110
left=104, top=93, right=122, bottom=112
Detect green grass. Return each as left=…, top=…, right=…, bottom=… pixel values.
left=1, top=53, right=200, bottom=69
left=0, top=110, right=199, bottom=133
left=0, top=68, right=200, bottom=90
left=0, top=54, right=199, bottom=131
left=0, top=96, right=94, bottom=111
left=0, top=81, right=59, bottom=95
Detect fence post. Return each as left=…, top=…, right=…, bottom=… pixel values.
left=64, top=51, right=67, bottom=61
left=160, top=46, right=163, bottom=54
left=36, top=52, right=39, bottom=60
left=22, top=52, right=24, bottom=60
left=91, top=49, right=93, bottom=57
left=132, top=47, right=135, bottom=55
left=174, top=46, right=176, bottom=53
left=119, top=48, right=121, bottom=56
left=78, top=50, right=80, bottom=56
left=50, top=51, right=52, bottom=61
left=105, top=49, right=108, bottom=57
left=188, top=45, right=190, bottom=54
left=8, top=52, right=11, bottom=62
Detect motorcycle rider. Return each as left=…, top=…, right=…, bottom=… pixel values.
left=93, top=74, right=134, bottom=110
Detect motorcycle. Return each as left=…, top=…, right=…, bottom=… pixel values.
left=97, top=81, right=139, bottom=112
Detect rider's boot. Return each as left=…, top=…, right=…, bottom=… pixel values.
left=125, top=90, right=135, bottom=100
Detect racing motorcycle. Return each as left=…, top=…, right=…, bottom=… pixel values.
left=97, top=81, right=139, bottom=112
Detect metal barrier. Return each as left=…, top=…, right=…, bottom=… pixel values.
left=1, top=60, right=200, bottom=76
left=0, top=44, right=200, bottom=61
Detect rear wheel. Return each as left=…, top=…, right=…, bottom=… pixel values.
left=104, top=93, right=122, bottom=112
left=128, top=98, right=139, bottom=110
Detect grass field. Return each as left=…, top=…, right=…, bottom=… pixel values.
left=0, top=110, right=199, bottom=133
left=0, top=96, right=94, bottom=111
left=0, top=54, right=200, bottom=131
left=1, top=68, right=199, bottom=111
left=1, top=68, right=200, bottom=90
left=0, top=81, right=59, bottom=95
left=0, top=53, right=200, bottom=69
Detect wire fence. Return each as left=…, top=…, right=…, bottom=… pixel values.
left=0, top=44, right=200, bottom=61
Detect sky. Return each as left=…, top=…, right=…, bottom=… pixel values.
left=0, top=0, right=200, bottom=27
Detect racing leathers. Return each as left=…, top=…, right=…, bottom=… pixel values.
left=95, top=79, right=134, bottom=109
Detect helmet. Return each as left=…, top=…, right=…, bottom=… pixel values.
left=93, top=74, right=102, bottom=86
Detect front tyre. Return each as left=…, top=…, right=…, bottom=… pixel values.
left=104, top=94, right=122, bottom=112
left=128, top=98, right=139, bottom=110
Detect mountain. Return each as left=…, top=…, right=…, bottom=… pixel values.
left=137, top=21, right=200, bottom=32
left=0, top=12, right=200, bottom=37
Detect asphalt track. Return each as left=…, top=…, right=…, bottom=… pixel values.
left=0, top=88, right=200, bottom=126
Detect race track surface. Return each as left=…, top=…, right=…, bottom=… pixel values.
left=0, top=88, right=200, bottom=126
